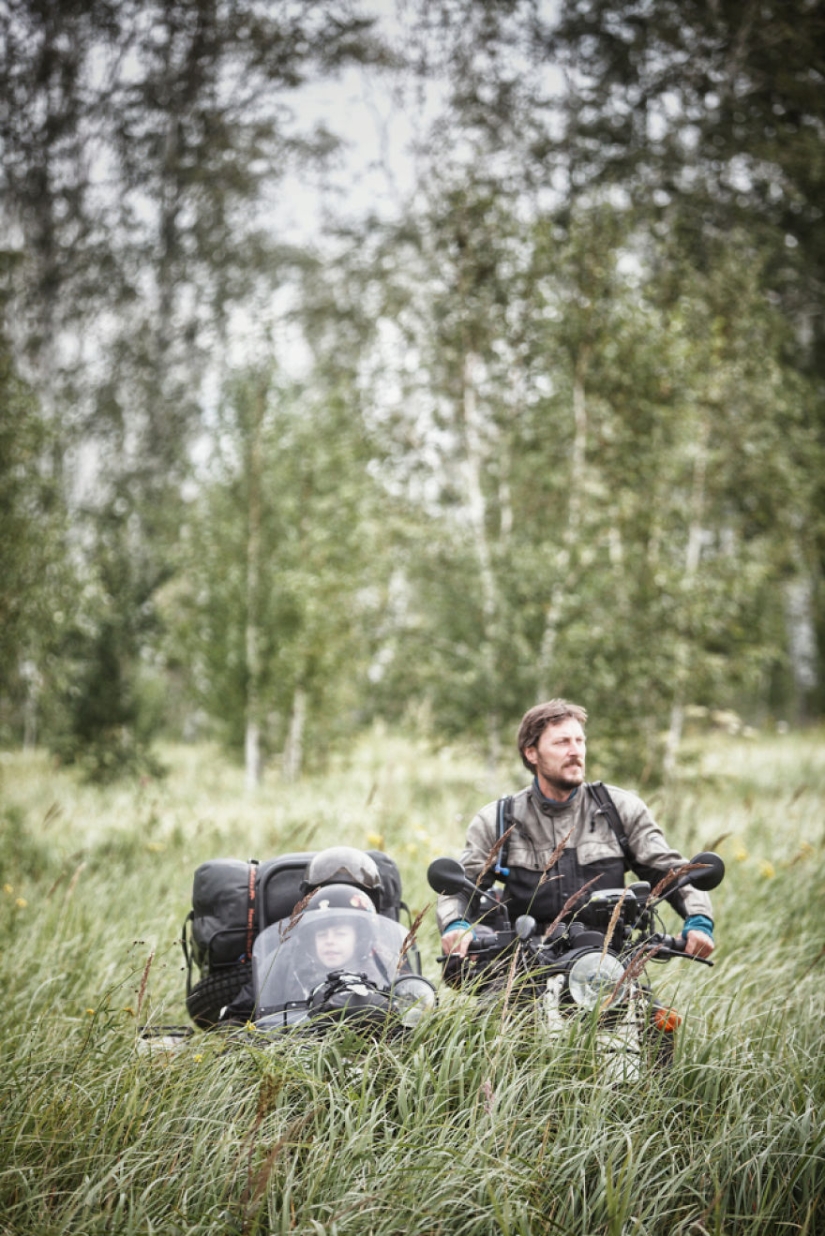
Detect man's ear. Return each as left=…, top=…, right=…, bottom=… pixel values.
left=523, top=745, right=537, bottom=769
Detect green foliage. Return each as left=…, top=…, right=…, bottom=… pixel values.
left=0, top=730, right=824, bottom=1234
left=0, top=333, right=78, bottom=744
left=162, top=366, right=392, bottom=768
left=0, top=0, right=822, bottom=774
left=46, top=498, right=170, bottom=782
left=0, top=0, right=393, bottom=773
left=0, top=346, right=52, bottom=688
left=352, top=184, right=816, bottom=777
left=550, top=0, right=825, bottom=367
left=548, top=0, right=825, bottom=713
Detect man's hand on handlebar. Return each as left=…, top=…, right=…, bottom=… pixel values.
left=684, top=929, right=714, bottom=959
left=441, top=927, right=474, bottom=959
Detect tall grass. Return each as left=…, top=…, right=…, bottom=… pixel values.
left=1, top=729, right=823, bottom=1234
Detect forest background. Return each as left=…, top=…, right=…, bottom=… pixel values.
left=1, top=0, right=824, bottom=788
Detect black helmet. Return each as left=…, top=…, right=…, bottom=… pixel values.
left=303, top=884, right=378, bottom=916
left=302, top=846, right=382, bottom=909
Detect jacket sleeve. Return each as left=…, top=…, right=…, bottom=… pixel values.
left=435, top=804, right=498, bottom=933
left=611, top=785, right=714, bottom=922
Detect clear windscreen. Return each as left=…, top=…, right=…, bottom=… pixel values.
left=252, top=909, right=411, bottom=1017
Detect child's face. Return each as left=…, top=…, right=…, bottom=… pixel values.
left=315, top=922, right=357, bottom=968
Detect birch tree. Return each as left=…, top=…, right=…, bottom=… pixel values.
left=0, top=0, right=388, bottom=766
left=165, top=363, right=388, bottom=780
left=548, top=0, right=825, bottom=718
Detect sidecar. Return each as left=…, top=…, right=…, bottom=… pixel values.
left=182, top=848, right=418, bottom=1029
left=249, top=900, right=437, bottom=1035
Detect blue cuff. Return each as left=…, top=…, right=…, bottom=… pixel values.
left=682, top=914, right=714, bottom=940
left=443, top=919, right=475, bottom=937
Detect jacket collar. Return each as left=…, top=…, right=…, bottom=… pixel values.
left=531, top=777, right=580, bottom=811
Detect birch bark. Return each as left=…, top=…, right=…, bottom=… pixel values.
left=537, top=346, right=589, bottom=698
left=244, top=379, right=266, bottom=790
left=662, top=413, right=709, bottom=780
left=461, top=351, right=501, bottom=768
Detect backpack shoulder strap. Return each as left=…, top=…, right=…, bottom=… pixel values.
left=493, top=795, right=514, bottom=878
left=587, top=781, right=632, bottom=868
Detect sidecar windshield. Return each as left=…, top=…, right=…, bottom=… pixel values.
left=252, top=909, right=411, bottom=1019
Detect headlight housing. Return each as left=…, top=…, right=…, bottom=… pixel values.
left=391, top=975, right=437, bottom=1026
left=567, top=951, right=627, bottom=1010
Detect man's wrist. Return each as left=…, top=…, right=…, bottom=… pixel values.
left=682, top=914, right=714, bottom=940
left=443, top=919, right=474, bottom=936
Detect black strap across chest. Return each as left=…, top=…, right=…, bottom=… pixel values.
left=586, top=781, right=632, bottom=865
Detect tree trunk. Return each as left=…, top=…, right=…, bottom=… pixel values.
left=662, top=414, right=708, bottom=780
left=21, top=660, right=40, bottom=751
left=461, top=351, right=501, bottom=770
left=244, top=379, right=266, bottom=791
left=537, top=347, right=589, bottom=698
left=282, top=686, right=307, bottom=782
left=783, top=571, right=819, bottom=721
left=245, top=720, right=261, bottom=792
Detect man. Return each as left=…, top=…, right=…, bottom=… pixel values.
left=438, top=699, right=715, bottom=959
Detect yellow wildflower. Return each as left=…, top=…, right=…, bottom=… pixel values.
left=15, top=898, right=27, bottom=909
left=789, top=842, right=814, bottom=867
left=366, top=832, right=384, bottom=850
left=3, top=883, right=13, bottom=895
left=758, top=860, right=776, bottom=879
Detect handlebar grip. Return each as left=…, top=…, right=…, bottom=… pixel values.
left=646, top=931, right=685, bottom=954
left=466, top=932, right=509, bottom=955
left=646, top=930, right=716, bottom=965
left=438, top=930, right=511, bottom=963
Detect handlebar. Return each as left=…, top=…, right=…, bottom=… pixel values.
left=644, top=932, right=714, bottom=965
left=648, top=931, right=685, bottom=953
left=438, top=929, right=514, bottom=962
left=441, top=927, right=714, bottom=968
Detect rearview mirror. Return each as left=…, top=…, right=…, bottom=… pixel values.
left=684, top=851, right=725, bottom=892
left=426, top=857, right=471, bottom=897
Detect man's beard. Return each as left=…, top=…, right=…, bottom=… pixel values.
left=553, top=763, right=584, bottom=791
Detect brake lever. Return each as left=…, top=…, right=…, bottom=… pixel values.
left=644, top=934, right=714, bottom=966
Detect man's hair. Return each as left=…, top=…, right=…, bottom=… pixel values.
left=517, top=699, right=588, bottom=772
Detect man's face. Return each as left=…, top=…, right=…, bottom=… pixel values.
left=525, top=717, right=586, bottom=797
left=315, top=922, right=357, bottom=968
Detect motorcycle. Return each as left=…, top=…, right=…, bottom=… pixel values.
left=427, top=850, right=725, bottom=1076
left=242, top=898, right=437, bottom=1038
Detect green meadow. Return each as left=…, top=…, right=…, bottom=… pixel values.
left=1, top=728, right=823, bottom=1235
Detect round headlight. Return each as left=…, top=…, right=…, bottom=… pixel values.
left=392, top=975, right=437, bottom=1026
left=567, top=951, right=627, bottom=1010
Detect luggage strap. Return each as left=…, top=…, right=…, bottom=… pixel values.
left=245, top=859, right=258, bottom=960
